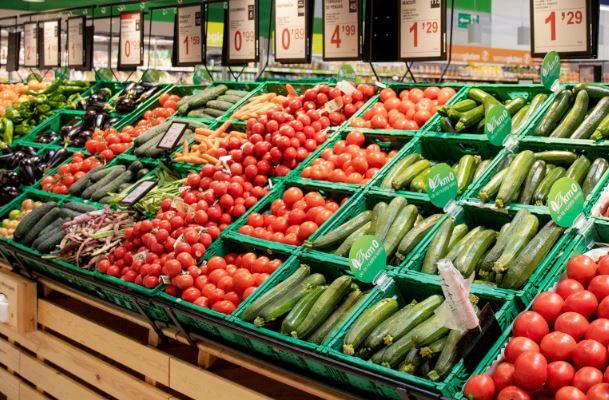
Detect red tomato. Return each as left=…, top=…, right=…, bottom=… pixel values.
left=212, top=300, right=236, bottom=314
left=573, top=366, right=603, bottom=393
left=464, top=375, right=495, bottom=400
left=563, top=290, right=599, bottom=319
left=298, top=221, right=319, bottom=241
left=384, top=97, right=402, bottom=111
left=379, top=88, right=397, bottom=103
left=573, top=339, right=608, bottom=369
left=437, top=87, right=456, bottom=105
left=555, top=386, right=587, bottom=400
left=587, top=319, right=609, bottom=346
left=371, top=115, right=388, bottom=129
left=346, top=130, right=366, bottom=147
left=505, top=336, right=540, bottom=363
left=590, top=275, right=609, bottom=302
left=555, top=312, right=590, bottom=341
left=492, top=362, right=514, bottom=391
left=599, top=256, right=609, bottom=275
left=512, top=311, right=549, bottom=343
left=567, top=255, right=598, bottom=285
left=414, top=110, right=432, bottom=126
left=532, top=292, right=565, bottom=325
left=496, top=386, right=530, bottom=400
left=181, top=287, right=201, bottom=303
left=408, top=88, right=424, bottom=103
left=556, top=279, right=586, bottom=299
left=513, top=351, right=547, bottom=391
left=423, top=87, right=440, bottom=99
left=546, top=361, right=575, bottom=393
left=541, top=331, right=577, bottom=362
left=283, top=187, right=304, bottom=207
left=588, top=383, right=609, bottom=400
left=174, top=274, right=194, bottom=290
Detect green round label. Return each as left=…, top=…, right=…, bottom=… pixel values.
left=427, top=163, right=458, bottom=208
left=337, top=64, right=357, bottom=83
left=193, top=66, right=211, bottom=85
left=349, top=235, right=386, bottom=283
left=541, top=51, right=561, bottom=91
left=548, top=177, right=585, bottom=227
left=485, top=104, right=512, bottom=146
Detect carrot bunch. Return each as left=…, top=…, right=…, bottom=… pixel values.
left=174, top=121, right=247, bottom=165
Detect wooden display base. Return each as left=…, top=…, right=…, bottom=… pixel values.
left=0, top=267, right=360, bottom=400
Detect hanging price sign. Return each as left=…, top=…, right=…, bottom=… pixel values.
left=274, top=0, right=311, bottom=63
left=227, top=0, right=258, bottom=64
left=399, top=0, right=446, bottom=61
left=40, top=20, right=60, bottom=68
left=23, top=22, right=38, bottom=67
left=531, top=0, right=592, bottom=57
left=67, top=17, right=85, bottom=68
left=323, top=0, right=361, bottom=61
left=176, top=4, right=204, bottom=66
left=118, top=11, right=143, bottom=70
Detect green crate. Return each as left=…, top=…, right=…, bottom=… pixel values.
left=322, top=271, right=518, bottom=399
left=112, top=83, right=172, bottom=121
left=18, top=110, right=86, bottom=149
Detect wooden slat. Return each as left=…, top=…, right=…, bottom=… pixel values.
left=18, top=384, right=48, bottom=400
left=19, top=354, right=106, bottom=400
left=169, top=358, right=272, bottom=400
left=37, top=300, right=170, bottom=386
left=0, top=367, right=20, bottom=399
left=0, top=337, right=20, bottom=371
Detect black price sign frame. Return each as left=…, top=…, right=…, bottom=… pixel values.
left=120, top=180, right=158, bottom=206
left=117, top=10, right=144, bottom=71
left=529, top=0, right=599, bottom=59
left=157, top=121, right=188, bottom=150
left=274, top=0, right=314, bottom=64
left=396, top=0, right=447, bottom=62
left=23, top=22, right=38, bottom=68
left=225, top=0, right=260, bottom=66
left=6, top=31, right=20, bottom=72
left=67, top=16, right=87, bottom=69
left=175, top=3, right=206, bottom=67
left=38, top=19, right=61, bottom=68
left=322, top=0, right=362, bottom=61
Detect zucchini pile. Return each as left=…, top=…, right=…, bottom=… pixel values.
left=419, top=210, right=564, bottom=289
left=437, top=88, right=547, bottom=135
left=534, top=84, right=609, bottom=140
left=133, top=119, right=208, bottom=158
left=477, top=150, right=608, bottom=208
left=12, top=201, right=97, bottom=253
left=242, top=265, right=366, bottom=344
left=176, top=84, right=250, bottom=119
left=380, top=153, right=490, bottom=194
left=305, top=197, right=443, bottom=264
left=69, top=160, right=150, bottom=203
left=342, top=294, right=473, bottom=380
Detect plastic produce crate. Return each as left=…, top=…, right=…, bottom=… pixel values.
left=18, top=110, right=86, bottom=149
left=111, top=82, right=172, bottom=122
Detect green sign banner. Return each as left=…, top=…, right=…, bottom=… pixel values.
left=427, top=163, right=458, bottom=208
left=349, top=235, right=386, bottom=283
left=541, top=51, right=561, bottom=91
left=548, top=177, right=585, bottom=227
left=485, top=104, right=512, bottom=145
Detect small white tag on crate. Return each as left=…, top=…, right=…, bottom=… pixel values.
left=503, top=135, right=518, bottom=150
left=219, top=155, right=232, bottom=172
left=442, top=200, right=460, bottom=214
left=324, top=97, right=343, bottom=113
left=435, top=259, right=479, bottom=332
left=336, top=80, right=357, bottom=95
left=160, top=275, right=172, bottom=285
left=373, top=271, right=393, bottom=291
left=374, top=81, right=387, bottom=89
left=134, top=250, right=149, bottom=261
left=268, top=179, right=274, bottom=189
left=572, top=213, right=588, bottom=231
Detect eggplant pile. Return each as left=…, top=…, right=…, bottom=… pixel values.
left=114, top=82, right=161, bottom=114
left=70, top=87, right=114, bottom=112
left=36, top=112, right=120, bottom=148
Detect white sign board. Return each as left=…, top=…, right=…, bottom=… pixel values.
left=40, top=20, right=60, bottom=68
left=67, top=17, right=85, bottom=67
left=228, top=0, right=258, bottom=63
left=119, top=11, right=143, bottom=69
left=176, top=4, right=204, bottom=66
left=323, top=0, right=360, bottom=60
left=274, top=0, right=309, bottom=63
left=23, top=23, right=38, bottom=67
left=531, top=0, right=590, bottom=57
left=399, top=0, right=445, bottom=60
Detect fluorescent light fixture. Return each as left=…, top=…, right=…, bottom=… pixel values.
left=22, top=0, right=45, bottom=2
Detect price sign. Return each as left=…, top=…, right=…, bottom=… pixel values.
left=227, top=0, right=258, bottom=64
left=23, top=22, right=38, bottom=67
left=274, top=0, right=311, bottom=63
left=118, top=11, right=143, bottom=70
left=67, top=17, right=85, bottom=68
left=40, top=20, right=60, bottom=68
left=531, top=0, right=592, bottom=57
left=399, top=0, right=445, bottom=61
left=157, top=122, right=188, bottom=150
left=6, top=32, right=20, bottom=72
left=323, top=0, right=361, bottom=61
left=120, top=180, right=157, bottom=206
left=176, top=4, right=204, bottom=66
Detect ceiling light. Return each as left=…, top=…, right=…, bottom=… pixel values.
left=22, top=0, right=45, bottom=2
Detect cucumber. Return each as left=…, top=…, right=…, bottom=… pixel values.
left=92, top=170, right=134, bottom=201
left=428, top=329, right=466, bottom=381
left=501, top=221, right=564, bottom=289
left=571, top=96, right=609, bottom=139
left=217, top=94, right=243, bottom=103
left=478, top=168, right=507, bottom=203
left=308, top=289, right=363, bottom=344
left=583, top=158, right=609, bottom=196
left=381, top=154, right=422, bottom=189
left=187, top=109, right=215, bottom=118
left=334, top=222, right=371, bottom=257
left=510, top=105, right=530, bottom=130
left=533, top=166, right=566, bottom=205
left=454, top=229, right=497, bottom=276
left=505, top=97, right=527, bottom=116
left=410, top=168, right=432, bottom=193
left=14, top=202, right=57, bottom=240
left=206, top=100, right=234, bottom=111
left=254, top=273, right=326, bottom=326
left=534, top=151, right=578, bottom=165
left=133, top=120, right=172, bottom=145
left=518, top=160, right=546, bottom=205
left=177, top=85, right=227, bottom=114
left=392, top=160, right=431, bottom=190
left=68, top=165, right=103, bottom=196
left=21, top=207, right=63, bottom=245
left=534, top=89, right=574, bottom=136
left=455, top=155, right=480, bottom=194
left=81, top=166, right=126, bottom=200
left=383, top=205, right=418, bottom=257
left=241, top=265, right=310, bottom=321
left=421, top=218, right=455, bottom=274
left=565, top=155, right=591, bottom=186
left=203, top=108, right=225, bottom=118
left=550, top=89, right=589, bottom=138
left=495, top=150, right=535, bottom=208
left=225, top=89, right=250, bottom=97
left=575, top=83, right=609, bottom=99
left=280, top=286, right=325, bottom=335
left=474, top=160, right=491, bottom=180
left=305, top=211, right=372, bottom=250
left=365, top=300, right=417, bottom=350
left=446, top=227, right=483, bottom=261
left=398, top=347, right=423, bottom=374
left=343, top=298, right=399, bottom=355
left=36, top=230, right=66, bottom=253
left=367, top=202, right=386, bottom=235
left=294, top=276, right=353, bottom=339
left=420, top=336, right=448, bottom=359
left=446, top=224, right=469, bottom=253
left=494, top=214, right=540, bottom=273
left=32, top=218, right=65, bottom=250
left=454, top=105, right=484, bottom=132
left=382, top=295, right=444, bottom=346
left=395, top=214, right=443, bottom=261
left=513, top=93, right=547, bottom=133
left=479, top=218, right=517, bottom=273
left=374, top=196, right=407, bottom=242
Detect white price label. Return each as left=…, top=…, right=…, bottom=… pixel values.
left=67, top=17, right=85, bottom=67
left=274, top=0, right=309, bottom=62
left=119, top=11, right=143, bottom=68
left=399, top=0, right=444, bottom=60
left=157, top=122, right=188, bottom=150
left=23, top=23, right=38, bottom=67
left=532, top=0, right=589, bottom=56
left=177, top=4, right=204, bottom=66
left=41, top=20, right=60, bottom=67
left=323, top=0, right=360, bottom=60
left=228, top=0, right=258, bottom=63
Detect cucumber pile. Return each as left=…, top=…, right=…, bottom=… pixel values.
left=342, top=294, right=472, bottom=380
left=133, top=119, right=209, bottom=158
left=419, top=210, right=564, bottom=289
left=534, top=84, right=609, bottom=140
left=176, top=84, right=250, bottom=119
left=437, top=88, right=547, bottom=135
left=305, top=197, right=443, bottom=264
left=380, top=153, right=490, bottom=194
left=242, top=265, right=366, bottom=344
left=477, top=150, right=608, bottom=208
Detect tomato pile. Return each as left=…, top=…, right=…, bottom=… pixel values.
left=301, top=130, right=396, bottom=185
left=41, top=152, right=102, bottom=194
left=237, top=187, right=346, bottom=246
left=350, top=87, right=456, bottom=130
left=300, top=83, right=377, bottom=126
left=465, top=253, right=609, bottom=400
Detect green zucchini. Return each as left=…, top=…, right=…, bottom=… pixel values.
left=440, top=117, right=456, bottom=133
left=365, top=300, right=417, bottom=350
left=308, top=289, right=364, bottom=344
left=454, top=229, right=497, bottom=276
left=519, top=160, right=546, bottom=205
left=421, top=218, right=455, bottom=274
left=479, top=218, right=517, bottom=273
left=343, top=298, right=399, bottom=355
left=454, top=105, right=485, bottom=132
left=281, top=286, right=325, bottom=335
left=478, top=168, right=508, bottom=203
left=534, top=151, right=578, bottom=165
left=513, top=93, right=547, bottom=133
left=534, top=89, right=574, bottom=137
left=494, top=213, right=540, bottom=273
left=591, top=110, right=609, bottom=141
left=467, top=88, right=498, bottom=107
left=533, top=166, right=566, bottom=205
left=399, top=347, right=423, bottom=374
left=335, top=222, right=371, bottom=257
left=446, top=224, right=469, bottom=253
left=446, top=227, right=483, bottom=261
left=367, top=202, right=386, bottom=235
left=550, top=89, right=589, bottom=138
left=505, top=97, right=527, bottom=116
left=305, top=211, right=372, bottom=250
left=411, top=315, right=450, bottom=347
left=510, top=105, right=530, bottom=130
left=565, top=155, right=591, bottom=186
left=395, top=214, right=443, bottom=261
left=420, top=336, right=447, bottom=359
left=571, top=96, right=609, bottom=139
left=384, top=205, right=418, bottom=257
left=374, top=196, right=407, bottom=242
left=437, top=99, right=477, bottom=117
left=370, top=347, right=387, bottom=364
left=381, top=154, right=422, bottom=189
left=583, top=158, right=609, bottom=197
left=382, top=295, right=443, bottom=346
left=14, top=202, right=57, bottom=241
left=410, top=168, right=432, bottom=193
left=428, top=329, right=466, bottom=381
left=575, top=83, right=609, bottom=99
left=496, top=150, right=535, bottom=208
left=474, top=160, right=491, bottom=180
left=393, top=160, right=431, bottom=190
left=455, top=155, right=480, bottom=194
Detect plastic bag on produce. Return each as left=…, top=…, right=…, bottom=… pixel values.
left=584, top=246, right=609, bottom=261
left=591, top=184, right=609, bottom=217
left=435, top=259, right=479, bottom=332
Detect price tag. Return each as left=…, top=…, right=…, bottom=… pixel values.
left=427, top=163, right=458, bottom=208
left=399, top=0, right=445, bottom=61
left=548, top=177, right=585, bottom=227
left=349, top=235, right=386, bottom=283
left=274, top=0, right=310, bottom=63
left=485, top=104, right=512, bottom=146
left=120, top=180, right=157, bottom=206
left=157, top=122, right=188, bottom=150
left=40, top=20, right=60, bottom=68
left=23, top=22, right=38, bottom=67
left=176, top=4, right=204, bottom=66
left=323, top=0, right=360, bottom=61
left=67, top=17, right=85, bottom=68
left=227, top=0, right=258, bottom=64
left=119, top=11, right=143, bottom=69
left=531, top=0, right=591, bottom=57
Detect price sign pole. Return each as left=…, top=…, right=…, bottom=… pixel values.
left=274, top=0, right=312, bottom=63
left=175, top=4, right=205, bottom=67
left=39, top=19, right=60, bottom=69
left=398, top=0, right=446, bottom=61
left=226, top=0, right=259, bottom=66
left=118, top=11, right=143, bottom=71
left=322, top=0, right=361, bottom=61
